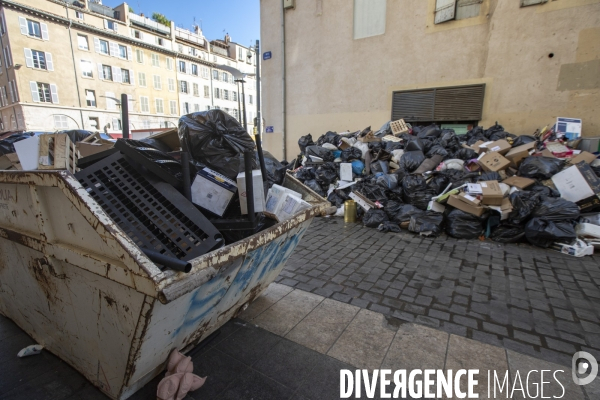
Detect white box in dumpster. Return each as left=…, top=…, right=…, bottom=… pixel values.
left=191, top=167, right=237, bottom=216
left=0, top=170, right=328, bottom=400
left=236, top=170, right=266, bottom=214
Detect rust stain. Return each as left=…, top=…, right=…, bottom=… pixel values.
left=30, top=257, right=66, bottom=307
left=122, top=300, right=154, bottom=388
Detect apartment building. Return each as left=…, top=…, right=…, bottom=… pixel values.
left=261, top=0, right=600, bottom=160
left=0, top=0, right=257, bottom=136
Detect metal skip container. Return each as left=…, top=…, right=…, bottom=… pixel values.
left=0, top=170, right=329, bottom=399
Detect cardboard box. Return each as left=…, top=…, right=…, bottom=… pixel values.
left=340, top=163, right=353, bottom=182
left=191, top=167, right=237, bottom=216
left=76, top=142, right=114, bottom=158
left=447, top=194, right=486, bottom=217
left=478, top=152, right=510, bottom=172
left=505, top=142, right=536, bottom=168
left=502, top=176, right=535, bottom=189
left=0, top=154, right=15, bottom=170
left=37, top=133, right=78, bottom=173
left=551, top=163, right=599, bottom=203
left=480, top=140, right=511, bottom=155
left=145, top=128, right=180, bottom=151
left=480, top=180, right=504, bottom=205
left=236, top=170, right=266, bottom=214
left=568, top=151, right=597, bottom=165
left=265, top=192, right=310, bottom=222
left=467, top=140, right=485, bottom=153
left=265, top=184, right=303, bottom=221
left=487, top=197, right=513, bottom=221
left=458, top=192, right=481, bottom=206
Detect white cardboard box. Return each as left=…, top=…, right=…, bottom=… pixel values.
left=266, top=193, right=310, bottom=222
left=236, top=170, right=266, bottom=214
left=265, top=184, right=302, bottom=217
left=340, top=163, right=353, bottom=182
left=551, top=165, right=595, bottom=203
left=191, top=167, right=237, bottom=216
left=13, top=136, right=40, bottom=171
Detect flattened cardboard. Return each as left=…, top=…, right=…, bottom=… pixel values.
left=481, top=140, right=511, bottom=155
left=505, top=142, right=536, bottom=168
left=480, top=180, right=504, bottom=206
left=447, top=194, right=485, bottom=217
left=478, top=152, right=510, bottom=172
left=76, top=142, right=114, bottom=158
left=459, top=192, right=482, bottom=206
left=340, top=163, right=353, bottom=181
left=502, top=176, right=535, bottom=189
left=568, top=151, right=597, bottom=165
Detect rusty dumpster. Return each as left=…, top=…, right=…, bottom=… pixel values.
left=0, top=170, right=328, bottom=399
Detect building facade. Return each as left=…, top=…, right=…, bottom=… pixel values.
left=260, top=0, right=600, bottom=161
left=0, top=0, right=257, bottom=136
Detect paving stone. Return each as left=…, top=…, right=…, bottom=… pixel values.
left=253, top=290, right=324, bottom=336
left=382, top=323, right=448, bottom=371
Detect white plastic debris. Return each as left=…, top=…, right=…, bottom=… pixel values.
left=17, top=344, right=43, bottom=357
left=552, top=239, right=594, bottom=257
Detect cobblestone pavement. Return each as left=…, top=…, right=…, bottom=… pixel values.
left=276, top=217, right=600, bottom=367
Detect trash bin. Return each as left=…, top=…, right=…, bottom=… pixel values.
left=0, top=170, right=329, bottom=399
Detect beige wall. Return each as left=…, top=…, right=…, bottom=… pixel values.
left=260, top=0, right=600, bottom=161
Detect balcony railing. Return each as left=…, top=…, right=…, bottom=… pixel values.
left=175, top=27, right=205, bottom=47
left=129, top=13, right=170, bottom=34
left=89, top=2, right=115, bottom=18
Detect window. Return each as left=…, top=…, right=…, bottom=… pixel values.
left=178, top=44, right=184, bottom=53
left=224, top=89, right=229, bottom=100
left=179, top=80, right=188, bottom=94
left=166, top=57, right=173, bottom=70
left=138, top=72, right=146, bottom=87
left=151, top=53, right=160, bottom=67
left=141, top=120, right=150, bottom=129
left=238, top=47, right=243, bottom=61
left=249, top=94, right=253, bottom=104
left=98, top=39, right=109, bottom=55
left=189, top=47, right=197, bottom=56
left=232, top=91, right=237, bottom=102
left=81, top=60, right=93, bottom=77
left=27, top=19, right=41, bottom=38
left=204, top=85, right=209, bottom=98
left=118, top=44, right=127, bottom=59
left=178, top=61, right=186, bottom=73
left=212, top=55, right=217, bottom=62
left=8, top=80, right=17, bottom=102
left=0, top=15, right=5, bottom=36
left=112, top=118, right=122, bottom=130
left=191, top=64, right=198, bottom=76
left=156, top=37, right=164, bottom=46
left=214, top=87, right=220, bottom=99
left=30, top=82, right=56, bottom=103
left=232, top=109, right=238, bottom=119
left=75, top=11, right=84, bottom=20
left=212, top=69, right=219, bottom=80
left=153, top=75, right=162, bottom=90
left=53, top=115, right=68, bottom=129
left=101, top=65, right=112, bottom=81
left=194, top=104, right=200, bottom=112
left=183, top=102, right=190, bottom=114
left=85, top=89, right=96, bottom=107
left=77, top=35, right=89, bottom=50
left=434, top=0, right=483, bottom=24
left=122, top=69, right=131, bottom=84
left=132, top=29, right=142, bottom=39
left=140, top=96, right=149, bottom=112
left=25, top=49, right=46, bottom=69
left=193, top=83, right=199, bottom=97
left=105, top=20, right=117, bottom=32
left=353, top=0, right=386, bottom=39
left=168, top=78, right=175, bottom=92
left=155, top=98, right=164, bottom=114
left=3, top=46, right=11, bottom=67
left=136, top=49, right=143, bottom=63
left=169, top=100, right=177, bottom=115
left=201, top=67, right=209, bottom=79
left=222, top=72, right=228, bottom=83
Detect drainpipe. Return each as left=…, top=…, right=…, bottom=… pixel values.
left=65, top=7, right=85, bottom=129
left=281, top=0, right=287, bottom=160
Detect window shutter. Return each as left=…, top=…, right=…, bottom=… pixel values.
left=112, top=66, right=122, bottom=83
left=1, top=14, right=7, bottom=35
left=7, top=81, right=13, bottom=102
left=24, top=48, right=33, bottom=68
left=127, top=46, right=132, bottom=61
left=97, top=64, right=104, bottom=80
left=106, top=92, right=115, bottom=110
left=392, top=89, right=435, bottom=122
left=130, top=69, right=135, bottom=85
left=456, top=0, right=483, bottom=20
left=103, top=19, right=108, bottom=29
left=45, top=52, right=54, bottom=71
left=521, top=0, right=548, bottom=6
left=19, top=16, right=27, bottom=35
left=41, top=23, right=49, bottom=40
left=94, top=38, right=100, bottom=53
left=109, top=42, right=117, bottom=57
left=113, top=24, right=118, bottom=33
left=112, top=118, right=119, bottom=130
left=0, top=87, right=5, bottom=106
left=434, top=0, right=457, bottom=24
left=186, top=63, right=191, bottom=74
left=4, top=46, right=11, bottom=67
left=12, top=80, right=18, bottom=102
left=50, top=84, right=59, bottom=103
left=30, top=82, right=39, bottom=102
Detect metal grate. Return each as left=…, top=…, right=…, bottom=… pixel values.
left=391, top=84, right=485, bottom=123
left=76, top=153, right=222, bottom=262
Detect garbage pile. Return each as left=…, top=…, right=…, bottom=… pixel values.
left=0, top=110, right=308, bottom=271
left=292, top=120, right=600, bottom=257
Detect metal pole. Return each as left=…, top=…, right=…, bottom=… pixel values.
left=236, top=81, right=241, bottom=122
left=121, top=93, right=130, bottom=139
left=241, top=80, right=247, bottom=132
left=255, top=40, right=262, bottom=140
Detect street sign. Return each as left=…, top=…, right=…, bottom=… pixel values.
left=263, top=51, right=272, bottom=60
left=266, top=126, right=274, bottom=133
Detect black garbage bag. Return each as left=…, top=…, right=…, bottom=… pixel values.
left=315, top=162, right=338, bottom=187
left=445, top=209, right=485, bottom=239
left=417, top=124, right=441, bottom=139
left=385, top=141, right=404, bottom=152
left=512, top=135, right=537, bottom=147
left=532, top=197, right=580, bottom=221
left=363, top=209, right=389, bottom=228
left=518, top=157, right=564, bottom=180
left=304, top=179, right=326, bottom=197
left=376, top=174, right=399, bottom=190
left=59, top=130, right=93, bottom=143
left=484, top=123, right=504, bottom=138
left=402, top=175, right=435, bottom=210
left=393, top=204, right=424, bottom=224
left=384, top=200, right=404, bottom=220
left=405, top=139, right=425, bottom=152
left=179, top=109, right=257, bottom=179
left=261, top=151, right=287, bottom=186
left=368, top=141, right=385, bottom=153
left=317, top=131, right=341, bottom=147
left=592, top=164, right=600, bottom=178
left=490, top=224, right=526, bottom=243
left=0, top=132, right=35, bottom=155
left=305, top=145, right=334, bottom=162
left=378, top=221, right=401, bottom=233
left=374, top=121, right=392, bottom=138
left=525, top=218, right=576, bottom=248
left=298, top=134, right=314, bottom=154
left=508, top=191, right=541, bottom=225
left=426, top=145, right=449, bottom=158
left=400, top=151, right=425, bottom=172
left=478, top=171, right=502, bottom=182
left=295, top=168, right=315, bottom=182
left=428, top=173, right=451, bottom=195
left=341, top=147, right=362, bottom=162
left=453, top=148, right=479, bottom=161
left=386, top=186, right=404, bottom=202
left=327, top=191, right=346, bottom=208
left=489, top=131, right=514, bottom=142
left=408, top=212, right=444, bottom=237
left=139, top=137, right=173, bottom=152
left=526, top=184, right=560, bottom=198
left=357, top=183, right=388, bottom=203
left=370, top=160, right=389, bottom=174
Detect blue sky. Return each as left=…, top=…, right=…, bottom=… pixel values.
left=103, top=0, right=260, bottom=47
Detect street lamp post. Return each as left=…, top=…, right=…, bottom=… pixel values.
left=235, top=78, right=248, bottom=131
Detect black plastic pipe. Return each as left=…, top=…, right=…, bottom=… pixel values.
left=255, top=131, right=267, bottom=184
left=143, top=248, right=191, bottom=273
left=244, top=150, right=255, bottom=224
left=121, top=93, right=130, bottom=139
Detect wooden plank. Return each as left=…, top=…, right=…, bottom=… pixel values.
left=38, top=134, right=79, bottom=173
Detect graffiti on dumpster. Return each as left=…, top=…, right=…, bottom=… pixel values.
left=0, top=188, right=15, bottom=210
